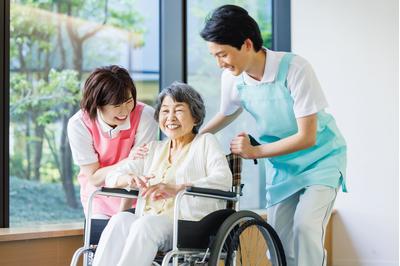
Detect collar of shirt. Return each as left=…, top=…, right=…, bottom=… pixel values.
left=242, top=48, right=278, bottom=85
left=97, top=110, right=131, bottom=139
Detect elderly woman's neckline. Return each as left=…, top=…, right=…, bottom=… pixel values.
left=169, top=133, right=196, bottom=150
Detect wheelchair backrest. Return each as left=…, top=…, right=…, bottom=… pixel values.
left=225, top=153, right=243, bottom=209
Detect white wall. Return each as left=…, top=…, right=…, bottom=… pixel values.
left=291, top=0, right=398, bottom=265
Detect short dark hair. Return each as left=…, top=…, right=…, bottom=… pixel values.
left=200, top=5, right=263, bottom=52
left=80, top=65, right=137, bottom=120
left=154, top=82, right=205, bottom=134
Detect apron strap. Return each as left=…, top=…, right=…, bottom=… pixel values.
left=276, top=53, right=295, bottom=84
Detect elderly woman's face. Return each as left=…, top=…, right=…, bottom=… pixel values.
left=159, top=96, right=196, bottom=140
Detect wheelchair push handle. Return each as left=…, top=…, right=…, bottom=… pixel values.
left=248, top=135, right=261, bottom=165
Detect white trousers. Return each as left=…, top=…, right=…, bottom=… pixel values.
left=267, top=185, right=337, bottom=266
left=92, top=212, right=173, bottom=266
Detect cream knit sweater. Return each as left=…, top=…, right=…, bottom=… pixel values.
left=106, top=133, right=232, bottom=221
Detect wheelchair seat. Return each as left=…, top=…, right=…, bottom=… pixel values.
left=177, top=208, right=235, bottom=250
left=88, top=219, right=108, bottom=246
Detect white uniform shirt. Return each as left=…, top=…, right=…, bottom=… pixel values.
left=67, top=105, right=158, bottom=166
left=220, top=48, right=328, bottom=118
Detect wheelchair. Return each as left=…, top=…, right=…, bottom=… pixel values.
left=71, top=153, right=286, bottom=266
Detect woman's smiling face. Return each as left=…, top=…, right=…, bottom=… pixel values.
left=158, top=96, right=196, bottom=141
left=100, top=95, right=134, bottom=127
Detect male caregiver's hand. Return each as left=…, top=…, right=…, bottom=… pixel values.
left=230, top=132, right=259, bottom=159
left=142, top=183, right=184, bottom=201
left=128, top=143, right=149, bottom=160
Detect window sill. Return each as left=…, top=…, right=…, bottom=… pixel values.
left=0, top=222, right=84, bottom=242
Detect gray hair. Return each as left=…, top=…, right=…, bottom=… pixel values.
left=154, top=82, right=205, bottom=134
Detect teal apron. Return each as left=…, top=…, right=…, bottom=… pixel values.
left=237, top=53, right=347, bottom=207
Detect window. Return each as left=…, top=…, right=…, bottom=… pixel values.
left=1, top=0, right=290, bottom=228
left=187, top=0, right=273, bottom=209
left=8, top=0, right=159, bottom=227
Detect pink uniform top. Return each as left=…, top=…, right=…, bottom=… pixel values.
left=78, top=102, right=144, bottom=216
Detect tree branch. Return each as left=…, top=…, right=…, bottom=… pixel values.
left=44, top=130, right=62, bottom=177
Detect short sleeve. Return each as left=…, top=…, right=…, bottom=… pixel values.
left=220, top=70, right=242, bottom=116
left=287, top=57, right=329, bottom=118
left=67, top=112, right=98, bottom=166
left=133, top=105, right=158, bottom=148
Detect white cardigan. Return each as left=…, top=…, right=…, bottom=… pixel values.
left=106, top=133, right=232, bottom=221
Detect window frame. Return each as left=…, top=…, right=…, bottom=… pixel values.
left=0, top=0, right=290, bottom=228
left=0, top=0, right=10, bottom=228
left=272, top=0, right=291, bottom=51
left=160, top=0, right=187, bottom=88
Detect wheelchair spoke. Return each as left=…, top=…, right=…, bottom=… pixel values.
left=208, top=211, right=285, bottom=266
left=255, top=225, right=267, bottom=266
left=240, top=227, right=251, bottom=263
left=230, top=222, right=277, bottom=266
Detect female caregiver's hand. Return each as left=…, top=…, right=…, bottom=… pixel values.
left=141, top=183, right=184, bottom=201
left=128, top=144, right=149, bottom=160
left=230, top=132, right=259, bottom=159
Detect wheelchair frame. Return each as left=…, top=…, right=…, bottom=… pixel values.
left=70, top=153, right=286, bottom=266
left=71, top=184, right=242, bottom=266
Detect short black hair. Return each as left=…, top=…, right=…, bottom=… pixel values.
left=200, top=5, right=263, bottom=51
left=154, top=82, right=205, bottom=134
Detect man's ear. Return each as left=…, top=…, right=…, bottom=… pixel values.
left=244, top=38, right=254, bottom=51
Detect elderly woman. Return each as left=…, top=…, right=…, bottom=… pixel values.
left=92, top=82, right=232, bottom=266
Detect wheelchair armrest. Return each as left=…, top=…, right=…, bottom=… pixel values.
left=186, top=186, right=236, bottom=198
left=100, top=187, right=139, bottom=197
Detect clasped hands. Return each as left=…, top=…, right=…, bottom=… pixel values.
left=122, top=173, right=183, bottom=201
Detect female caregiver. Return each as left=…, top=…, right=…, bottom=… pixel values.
left=200, top=5, right=347, bottom=266
left=67, top=65, right=157, bottom=219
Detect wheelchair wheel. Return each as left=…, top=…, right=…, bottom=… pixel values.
left=208, top=211, right=286, bottom=266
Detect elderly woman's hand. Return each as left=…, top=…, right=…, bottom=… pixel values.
left=121, top=174, right=155, bottom=189
left=141, top=183, right=186, bottom=201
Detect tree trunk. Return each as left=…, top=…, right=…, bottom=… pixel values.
left=60, top=112, right=78, bottom=208
left=73, top=43, right=83, bottom=80
left=59, top=16, right=92, bottom=208
left=32, top=122, right=45, bottom=181
left=59, top=5, right=105, bottom=208
left=56, top=2, right=66, bottom=69
left=30, top=47, right=49, bottom=182
left=44, top=40, right=51, bottom=82
left=25, top=115, right=31, bottom=180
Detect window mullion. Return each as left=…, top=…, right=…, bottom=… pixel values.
left=0, top=0, right=10, bottom=228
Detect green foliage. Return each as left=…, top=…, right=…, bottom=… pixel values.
left=10, top=69, right=80, bottom=126
left=9, top=0, right=149, bottom=202
left=10, top=154, right=27, bottom=180
left=10, top=176, right=84, bottom=226
left=10, top=4, right=56, bottom=69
